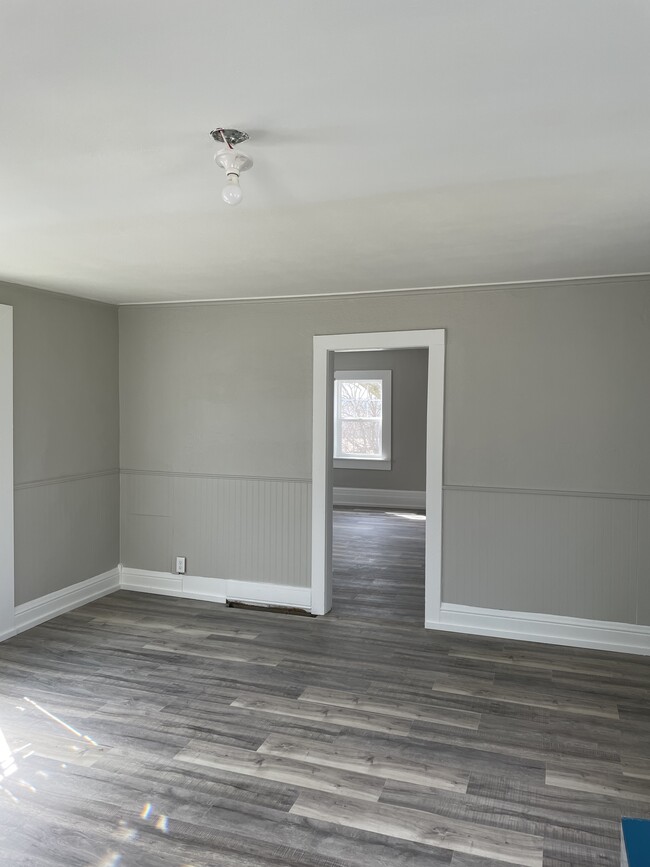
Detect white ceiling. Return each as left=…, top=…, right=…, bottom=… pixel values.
left=1, top=0, right=650, bottom=304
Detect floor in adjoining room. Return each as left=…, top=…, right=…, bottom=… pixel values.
left=332, top=507, right=426, bottom=625
left=0, top=565, right=649, bottom=864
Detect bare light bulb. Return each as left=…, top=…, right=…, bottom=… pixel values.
left=222, top=174, right=242, bottom=206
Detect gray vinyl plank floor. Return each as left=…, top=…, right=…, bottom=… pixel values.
left=332, top=507, right=426, bottom=625
left=0, top=508, right=648, bottom=865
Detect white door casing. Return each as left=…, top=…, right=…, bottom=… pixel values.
left=311, top=329, right=445, bottom=624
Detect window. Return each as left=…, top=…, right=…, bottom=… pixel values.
left=333, top=370, right=392, bottom=469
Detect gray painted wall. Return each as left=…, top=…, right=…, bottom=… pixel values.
left=119, top=277, right=650, bottom=624
left=0, top=281, right=119, bottom=605
left=332, top=349, right=427, bottom=492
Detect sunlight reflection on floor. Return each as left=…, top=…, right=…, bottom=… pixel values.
left=385, top=511, right=426, bottom=520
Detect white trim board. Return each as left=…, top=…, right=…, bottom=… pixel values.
left=434, top=603, right=650, bottom=656
left=333, top=487, right=425, bottom=510
left=120, top=568, right=312, bottom=610
left=0, top=305, right=14, bottom=639
left=5, top=565, right=649, bottom=656
left=12, top=568, right=120, bottom=637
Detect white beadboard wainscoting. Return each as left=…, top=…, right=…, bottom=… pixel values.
left=3, top=474, right=649, bottom=654
left=442, top=485, right=650, bottom=624
left=438, top=485, right=650, bottom=654
left=13, top=470, right=120, bottom=606
left=120, top=470, right=312, bottom=587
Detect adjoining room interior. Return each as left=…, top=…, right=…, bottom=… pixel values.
left=1, top=2, right=650, bottom=865
left=330, top=348, right=428, bottom=625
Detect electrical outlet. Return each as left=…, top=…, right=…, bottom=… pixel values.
left=175, top=556, right=186, bottom=575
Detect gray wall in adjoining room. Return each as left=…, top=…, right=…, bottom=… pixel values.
left=0, top=280, right=119, bottom=605
left=119, top=277, right=650, bottom=625
left=332, top=349, right=427, bottom=492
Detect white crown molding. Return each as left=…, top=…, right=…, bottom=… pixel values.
left=120, top=567, right=311, bottom=610
left=432, top=603, right=650, bottom=656
left=333, top=487, right=425, bottom=510
left=12, top=568, right=120, bottom=637
left=118, top=272, right=650, bottom=307
left=5, top=271, right=650, bottom=308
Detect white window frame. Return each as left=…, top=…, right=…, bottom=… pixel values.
left=333, top=369, right=392, bottom=470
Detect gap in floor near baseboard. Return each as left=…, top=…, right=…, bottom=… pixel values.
left=226, top=600, right=315, bottom=617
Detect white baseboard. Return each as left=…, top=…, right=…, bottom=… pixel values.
left=120, top=567, right=311, bottom=611
left=120, top=567, right=184, bottom=598
left=182, top=574, right=227, bottom=604
left=13, top=567, right=120, bottom=637
left=430, top=603, right=650, bottom=656
left=333, top=487, right=425, bottom=510
left=9, top=566, right=646, bottom=657
left=1, top=565, right=310, bottom=642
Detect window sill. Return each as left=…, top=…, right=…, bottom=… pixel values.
left=333, top=459, right=392, bottom=471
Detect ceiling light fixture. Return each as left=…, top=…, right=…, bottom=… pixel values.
left=210, top=128, right=253, bottom=206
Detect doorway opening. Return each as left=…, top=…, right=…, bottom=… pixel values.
left=331, top=348, right=427, bottom=624
left=311, top=329, right=445, bottom=628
